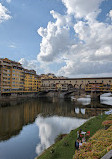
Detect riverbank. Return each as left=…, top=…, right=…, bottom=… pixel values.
left=35, top=113, right=108, bottom=159
left=0, top=93, right=39, bottom=102
left=73, top=114, right=112, bottom=158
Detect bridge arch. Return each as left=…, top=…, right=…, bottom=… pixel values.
left=68, top=84, right=74, bottom=90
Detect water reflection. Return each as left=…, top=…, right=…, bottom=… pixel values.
left=75, top=108, right=80, bottom=114
left=0, top=97, right=111, bottom=142
left=81, top=108, right=85, bottom=115
left=0, top=97, right=111, bottom=159
left=35, top=115, right=86, bottom=155
left=77, top=97, right=91, bottom=105
left=100, top=93, right=112, bottom=106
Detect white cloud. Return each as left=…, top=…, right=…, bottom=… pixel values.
left=19, top=58, right=40, bottom=73
left=9, top=44, right=16, bottom=48
left=37, top=10, right=71, bottom=62
left=61, top=0, right=103, bottom=19
left=19, top=58, right=51, bottom=74
left=107, top=10, right=112, bottom=21
left=0, top=3, right=11, bottom=23
left=35, top=115, right=86, bottom=155
left=6, top=0, right=11, bottom=3
left=109, top=10, right=112, bottom=19
left=37, top=0, right=112, bottom=77
left=8, top=42, right=16, bottom=48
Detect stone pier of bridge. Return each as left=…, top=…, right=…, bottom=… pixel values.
left=90, top=91, right=101, bottom=101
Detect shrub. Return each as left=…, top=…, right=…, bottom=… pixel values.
left=102, top=120, right=112, bottom=126
left=73, top=125, right=112, bottom=159
left=106, top=114, right=112, bottom=120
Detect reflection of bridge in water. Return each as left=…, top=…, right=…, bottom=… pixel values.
left=0, top=98, right=110, bottom=141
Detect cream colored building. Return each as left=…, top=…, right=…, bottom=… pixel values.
left=41, top=77, right=112, bottom=91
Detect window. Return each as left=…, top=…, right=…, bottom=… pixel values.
left=7, top=70, right=10, bottom=73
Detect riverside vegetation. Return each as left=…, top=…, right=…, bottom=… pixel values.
left=73, top=114, right=112, bottom=159
left=35, top=113, right=110, bottom=159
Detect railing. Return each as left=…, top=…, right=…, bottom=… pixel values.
left=85, top=86, right=112, bottom=92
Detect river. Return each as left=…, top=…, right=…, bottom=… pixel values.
left=0, top=95, right=111, bottom=159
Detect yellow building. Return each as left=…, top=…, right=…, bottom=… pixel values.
left=24, top=69, right=37, bottom=92
left=37, top=76, right=41, bottom=91
left=24, top=69, right=41, bottom=92
left=0, top=58, right=24, bottom=93
left=0, top=58, right=41, bottom=94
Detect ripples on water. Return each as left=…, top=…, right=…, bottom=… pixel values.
left=0, top=95, right=111, bottom=159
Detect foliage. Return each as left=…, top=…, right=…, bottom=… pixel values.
left=106, top=114, right=112, bottom=120
left=73, top=123, right=112, bottom=159
left=102, top=120, right=112, bottom=126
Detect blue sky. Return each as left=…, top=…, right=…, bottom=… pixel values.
left=0, top=0, right=65, bottom=60
left=0, top=0, right=112, bottom=77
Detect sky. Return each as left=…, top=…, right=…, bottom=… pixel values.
left=0, top=0, right=112, bottom=77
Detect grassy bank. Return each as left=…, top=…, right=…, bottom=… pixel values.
left=35, top=114, right=107, bottom=159
left=74, top=114, right=112, bottom=158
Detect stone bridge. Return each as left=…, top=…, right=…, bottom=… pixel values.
left=40, top=89, right=111, bottom=101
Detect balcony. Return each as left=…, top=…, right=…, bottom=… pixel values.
left=3, top=79, right=9, bottom=82
left=2, top=74, right=8, bottom=77
left=2, top=86, right=11, bottom=89
left=2, top=83, right=11, bottom=86
left=3, top=62, right=11, bottom=67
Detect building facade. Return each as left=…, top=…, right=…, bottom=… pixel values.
left=0, top=58, right=24, bottom=93
left=0, top=58, right=41, bottom=94
left=24, top=69, right=41, bottom=92
left=41, top=77, right=112, bottom=91
left=24, top=69, right=37, bottom=92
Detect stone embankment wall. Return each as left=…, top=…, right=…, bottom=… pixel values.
left=0, top=93, right=38, bottom=101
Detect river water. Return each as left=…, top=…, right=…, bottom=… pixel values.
left=0, top=95, right=111, bottom=159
